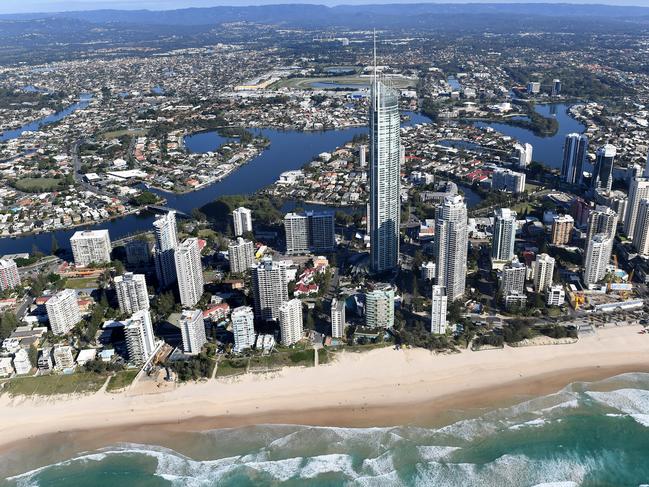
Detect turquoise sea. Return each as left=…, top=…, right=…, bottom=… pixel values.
left=2, top=372, right=649, bottom=486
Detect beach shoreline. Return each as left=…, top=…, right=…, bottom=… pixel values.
left=0, top=325, right=648, bottom=475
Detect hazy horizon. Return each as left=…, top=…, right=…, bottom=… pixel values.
left=1, top=0, right=647, bottom=15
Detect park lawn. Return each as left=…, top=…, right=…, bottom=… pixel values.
left=106, top=369, right=139, bottom=392
left=215, top=358, right=248, bottom=377
left=14, top=177, right=64, bottom=192
left=2, top=372, right=107, bottom=397
left=64, top=277, right=100, bottom=289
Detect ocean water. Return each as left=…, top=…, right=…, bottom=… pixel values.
left=3, top=373, right=649, bottom=487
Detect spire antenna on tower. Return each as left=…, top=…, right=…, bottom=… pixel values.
left=373, top=29, right=377, bottom=83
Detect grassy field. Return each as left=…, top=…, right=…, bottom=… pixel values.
left=215, top=358, right=248, bottom=377
left=64, top=277, right=100, bottom=289
left=14, top=177, right=63, bottom=192
left=2, top=372, right=107, bottom=396
left=106, top=370, right=138, bottom=392
left=272, top=75, right=417, bottom=90
left=98, top=128, right=147, bottom=141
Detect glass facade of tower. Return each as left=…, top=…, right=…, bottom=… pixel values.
left=369, top=78, right=401, bottom=274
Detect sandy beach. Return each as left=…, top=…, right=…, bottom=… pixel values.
left=1, top=325, right=648, bottom=460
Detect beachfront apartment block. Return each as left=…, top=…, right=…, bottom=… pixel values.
left=115, top=272, right=150, bottom=314
left=365, top=284, right=395, bottom=329
left=228, top=237, right=255, bottom=274
left=231, top=306, right=256, bottom=352
left=252, top=258, right=289, bottom=322
left=232, top=207, right=253, bottom=237
left=330, top=297, right=346, bottom=339
left=532, top=253, right=555, bottom=293
left=153, top=211, right=179, bottom=288
left=124, top=310, right=156, bottom=366
left=0, top=258, right=20, bottom=291
left=13, top=348, right=31, bottom=375
left=279, top=298, right=303, bottom=346
left=175, top=238, right=204, bottom=308
left=180, top=309, right=207, bottom=355
left=53, top=345, right=75, bottom=371
left=70, top=229, right=112, bottom=267
left=434, top=194, right=468, bottom=302
left=430, top=285, right=448, bottom=335
left=45, top=289, right=82, bottom=335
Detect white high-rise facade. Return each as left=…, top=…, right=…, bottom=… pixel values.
left=514, top=142, right=533, bottom=169
left=284, top=213, right=309, bottom=254
left=583, top=233, right=613, bottom=287
left=586, top=205, right=618, bottom=241
left=228, top=237, right=255, bottom=274
left=561, top=133, right=588, bottom=185
left=70, top=230, right=112, bottom=267
left=231, top=306, right=256, bottom=352
left=369, top=63, right=401, bottom=274
left=434, top=194, right=468, bottom=302
left=153, top=211, right=178, bottom=288
left=179, top=309, right=207, bottom=355
left=633, top=199, right=649, bottom=256
left=175, top=238, right=204, bottom=307
left=124, top=310, right=156, bottom=366
left=284, top=212, right=335, bottom=255
left=251, top=258, right=289, bottom=322
left=365, top=284, right=395, bottom=328
left=501, top=258, right=527, bottom=295
left=278, top=298, right=303, bottom=346
left=624, top=178, right=649, bottom=239
left=232, top=207, right=253, bottom=237
left=45, top=289, right=81, bottom=335
left=532, top=253, right=555, bottom=293
left=430, top=285, right=448, bottom=335
left=330, top=298, right=346, bottom=338
left=492, top=208, right=517, bottom=262
left=492, top=168, right=526, bottom=194
left=0, top=259, right=20, bottom=291
left=114, top=272, right=149, bottom=314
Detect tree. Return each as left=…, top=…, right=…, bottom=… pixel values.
left=0, top=312, right=20, bottom=340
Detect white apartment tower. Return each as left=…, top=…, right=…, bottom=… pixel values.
left=492, top=168, right=526, bottom=194
left=251, top=258, right=289, bottom=321
left=369, top=51, right=401, bottom=274
left=232, top=207, right=253, bottom=237
left=492, top=208, right=517, bottom=262
left=70, top=230, right=112, bottom=267
left=532, top=253, right=555, bottom=293
left=561, top=133, right=589, bottom=185
left=430, top=285, right=448, bottom=335
left=0, top=259, right=20, bottom=291
left=501, top=258, right=527, bottom=295
left=624, top=177, right=649, bottom=239
left=434, top=194, right=468, bottom=302
left=53, top=345, right=75, bottom=371
left=231, top=306, right=256, bottom=352
left=284, top=213, right=309, bottom=254
left=284, top=212, right=335, bottom=255
left=179, top=309, right=207, bottom=355
left=124, top=310, right=156, bottom=366
left=365, top=284, right=395, bottom=328
left=45, top=289, right=81, bottom=335
left=514, top=142, right=533, bottom=169
left=632, top=199, right=649, bottom=256
left=114, top=272, right=149, bottom=314
left=278, top=298, right=303, bottom=346
left=330, top=297, right=346, bottom=339
left=175, top=238, right=204, bottom=308
left=228, top=237, right=255, bottom=274
left=153, top=211, right=178, bottom=288
left=586, top=205, right=618, bottom=242
left=583, top=233, right=613, bottom=287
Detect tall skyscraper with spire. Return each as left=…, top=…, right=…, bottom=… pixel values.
left=369, top=34, right=401, bottom=274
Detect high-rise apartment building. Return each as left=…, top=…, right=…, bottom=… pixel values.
left=232, top=207, right=253, bottom=237
left=231, top=306, right=256, bottom=352
left=624, top=177, right=649, bottom=239
left=251, top=258, right=289, bottom=322
left=632, top=199, right=649, bottom=256
left=561, top=133, right=588, bottom=185
left=583, top=233, right=613, bottom=287
left=179, top=309, right=207, bottom=355
left=501, top=257, right=527, bottom=295
left=228, top=237, right=255, bottom=274
left=434, top=194, right=468, bottom=302
left=369, top=61, right=401, bottom=274
left=278, top=298, right=303, bottom=346
left=45, top=289, right=81, bottom=335
left=175, top=238, right=204, bottom=308
left=514, top=142, right=533, bottom=169
left=0, top=258, right=20, bottom=291
left=125, top=239, right=152, bottom=266
left=586, top=205, right=618, bottom=242
left=153, top=211, right=178, bottom=288
left=114, top=272, right=149, bottom=314
left=70, top=230, right=112, bottom=267
left=592, top=144, right=616, bottom=194
left=330, top=298, right=346, bottom=338
left=532, top=253, right=555, bottom=293
left=284, top=212, right=335, bottom=255
left=124, top=310, right=156, bottom=366
left=492, top=208, right=517, bottom=262
left=492, top=168, right=526, bottom=194
left=551, top=215, right=574, bottom=245
left=365, top=284, right=395, bottom=328
left=430, top=285, right=448, bottom=335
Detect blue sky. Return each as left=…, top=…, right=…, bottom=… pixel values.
left=0, top=0, right=646, bottom=14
